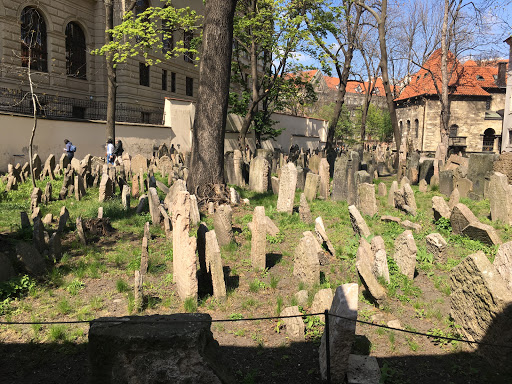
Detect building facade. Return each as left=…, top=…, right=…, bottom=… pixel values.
left=0, top=0, right=203, bottom=125
left=501, top=37, right=512, bottom=152
left=395, top=49, right=506, bottom=154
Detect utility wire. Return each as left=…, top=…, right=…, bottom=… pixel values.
left=1, top=311, right=511, bottom=349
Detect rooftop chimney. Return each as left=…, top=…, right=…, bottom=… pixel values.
left=497, top=62, right=507, bottom=87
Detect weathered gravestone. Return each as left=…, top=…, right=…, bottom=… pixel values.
left=88, top=314, right=234, bottom=384
left=357, top=183, right=378, bottom=216
left=250, top=206, right=268, bottom=270
left=493, top=241, right=512, bottom=290
left=467, top=153, right=497, bottom=199
left=394, top=230, right=417, bottom=279
left=319, top=284, right=358, bottom=383
left=205, top=230, right=227, bottom=300
left=348, top=205, right=370, bottom=238
left=318, top=158, right=330, bottom=199
left=16, top=241, right=46, bottom=276
left=356, top=239, right=386, bottom=302
left=280, top=306, right=304, bottom=341
left=276, top=163, right=298, bottom=213
left=171, top=191, right=198, bottom=301
left=131, top=154, right=148, bottom=174
left=99, top=174, right=113, bottom=202
left=249, top=156, right=270, bottom=193
left=304, top=172, right=320, bottom=201
left=293, top=231, right=322, bottom=286
left=299, top=193, right=313, bottom=224
left=426, top=233, right=448, bottom=263
left=213, top=205, right=233, bottom=246
left=450, top=251, right=512, bottom=364
left=432, top=196, right=451, bottom=221
left=488, top=172, right=512, bottom=225
left=315, top=217, right=335, bottom=256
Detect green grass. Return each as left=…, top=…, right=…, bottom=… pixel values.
left=116, top=279, right=129, bottom=293
left=48, top=325, right=68, bottom=342
left=183, top=297, right=197, bottom=313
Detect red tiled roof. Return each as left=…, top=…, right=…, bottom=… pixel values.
left=395, top=49, right=501, bottom=101
left=324, top=76, right=340, bottom=89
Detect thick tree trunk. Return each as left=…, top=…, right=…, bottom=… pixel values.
left=188, top=0, right=238, bottom=196
left=105, top=0, right=116, bottom=142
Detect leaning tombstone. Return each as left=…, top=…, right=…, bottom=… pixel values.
left=205, top=230, right=227, bottom=300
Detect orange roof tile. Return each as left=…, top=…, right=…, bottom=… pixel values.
left=395, top=49, right=501, bottom=102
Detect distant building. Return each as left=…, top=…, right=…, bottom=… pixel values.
left=0, top=0, right=203, bottom=125
left=501, top=37, right=512, bottom=152
left=297, top=69, right=388, bottom=117
left=394, top=49, right=506, bottom=154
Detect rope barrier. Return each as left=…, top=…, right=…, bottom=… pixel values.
left=1, top=311, right=511, bottom=349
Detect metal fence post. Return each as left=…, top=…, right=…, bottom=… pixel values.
left=325, top=309, right=331, bottom=384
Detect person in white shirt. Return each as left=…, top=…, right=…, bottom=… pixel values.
left=106, top=138, right=115, bottom=165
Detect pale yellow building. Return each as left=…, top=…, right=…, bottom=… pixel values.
left=0, top=0, right=203, bottom=123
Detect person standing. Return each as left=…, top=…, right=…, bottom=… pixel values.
left=64, top=139, right=76, bottom=160
left=106, top=138, right=115, bottom=165
left=113, top=140, right=124, bottom=165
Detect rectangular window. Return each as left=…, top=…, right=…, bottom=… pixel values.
left=186, top=77, right=194, bottom=97
left=171, top=72, right=176, bottom=93
left=139, top=63, right=150, bottom=87
left=141, top=111, right=150, bottom=124
left=72, top=106, right=86, bottom=119
left=485, top=99, right=491, bottom=110
left=162, top=69, right=167, bottom=91
left=184, top=31, right=194, bottom=63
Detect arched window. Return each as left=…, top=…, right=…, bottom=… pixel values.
left=66, top=22, right=86, bottom=79
left=414, top=119, right=419, bottom=138
left=21, top=7, right=47, bottom=72
left=399, top=121, right=403, bottom=137
left=449, top=124, right=458, bottom=137
left=482, top=128, right=495, bottom=152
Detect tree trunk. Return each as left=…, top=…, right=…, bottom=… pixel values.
left=187, top=0, right=238, bottom=196
left=360, top=98, right=369, bottom=142
left=27, top=48, right=37, bottom=188
left=376, top=0, right=400, bottom=160
left=238, top=1, right=259, bottom=150
left=440, top=0, right=450, bottom=150
left=105, top=0, right=116, bottom=142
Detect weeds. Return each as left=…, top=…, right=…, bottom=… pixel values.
left=183, top=297, right=197, bottom=313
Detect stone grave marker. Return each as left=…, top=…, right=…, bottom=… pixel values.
left=171, top=191, right=198, bottom=301
left=276, top=163, right=297, bottom=213
left=319, top=284, right=358, bottom=382
left=394, top=230, right=417, bottom=279
left=293, top=231, right=322, bottom=286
